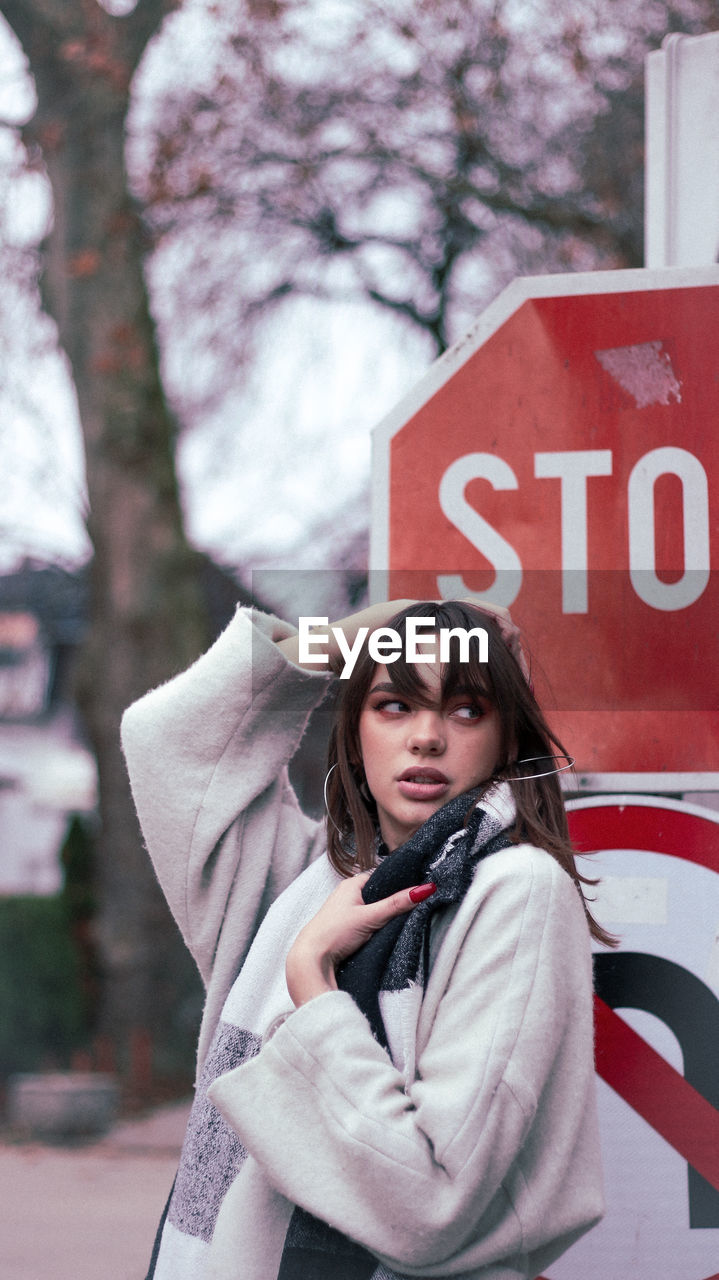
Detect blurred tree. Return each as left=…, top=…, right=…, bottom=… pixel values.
left=0, top=127, right=86, bottom=560
left=136, top=0, right=719, bottom=412
left=0, top=0, right=208, bottom=1084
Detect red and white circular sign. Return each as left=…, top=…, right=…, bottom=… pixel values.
left=542, top=795, right=719, bottom=1280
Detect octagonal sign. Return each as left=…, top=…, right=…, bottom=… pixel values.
left=370, top=266, right=719, bottom=781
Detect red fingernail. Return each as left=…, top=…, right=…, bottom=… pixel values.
left=409, top=882, right=437, bottom=903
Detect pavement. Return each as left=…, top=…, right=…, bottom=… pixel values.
left=0, top=1098, right=192, bottom=1280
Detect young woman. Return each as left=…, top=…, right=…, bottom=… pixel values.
left=121, top=598, right=606, bottom=1280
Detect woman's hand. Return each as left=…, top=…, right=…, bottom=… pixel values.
left=277, top=600, right=418, bottom=675
left=285, top=873, right=436, bottom=1007
left=277, top=597, right=530, bottom=683
left=460, top=598, right=531, bottom=683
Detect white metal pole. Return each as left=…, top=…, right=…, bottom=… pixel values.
left=645, top=32, right=719, bottom=268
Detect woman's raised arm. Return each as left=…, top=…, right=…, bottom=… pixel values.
left=276, top=599, right=418, bottom=674
left=121, top=607, right=333, bottom=994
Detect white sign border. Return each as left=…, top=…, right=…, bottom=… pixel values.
left=564, top=792, right=719, bottom=822
left=568, top=774, right=719, bottom=795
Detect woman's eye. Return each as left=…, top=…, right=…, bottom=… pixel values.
left=374, top=698, right=409, bottom=714
left=452, top=703, right=484, bottom=720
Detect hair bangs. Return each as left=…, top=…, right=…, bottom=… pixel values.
left=372, top=652, right=436, bottom=706
left=385, top=603, right=497, bottom=709
left=438, top=633, right=495, bottom=708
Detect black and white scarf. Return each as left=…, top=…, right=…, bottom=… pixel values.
left=277, top=787, right=514, bottom=1280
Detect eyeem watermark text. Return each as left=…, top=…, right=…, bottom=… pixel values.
left=299, top=616, right=489, bottom=679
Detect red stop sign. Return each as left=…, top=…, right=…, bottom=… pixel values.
left=371, top=267, right=719, bottom=776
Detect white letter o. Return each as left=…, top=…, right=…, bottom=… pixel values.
left=628, top=447, right=710, bottom=610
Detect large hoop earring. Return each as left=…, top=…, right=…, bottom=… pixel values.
left=509, top=754, right=575, bottom=781
left=323, top=763, right=342, bottom=832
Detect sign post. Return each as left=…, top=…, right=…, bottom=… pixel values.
left=370, top=265, right=719, bottom=787
left=646, top=31, right=719, bottom=269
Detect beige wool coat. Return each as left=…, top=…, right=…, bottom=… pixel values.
left=121, top=607, right=604, bottom=1280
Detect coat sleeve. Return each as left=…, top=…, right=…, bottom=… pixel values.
left=207, top=846, right=603, bottom=1274
left=120, top=606, right=333, bottom=987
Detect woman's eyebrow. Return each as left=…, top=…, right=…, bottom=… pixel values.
left=367, top=681, right=399, bottom=696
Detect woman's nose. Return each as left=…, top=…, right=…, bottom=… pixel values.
left=407, top=711, right=445, bottom=754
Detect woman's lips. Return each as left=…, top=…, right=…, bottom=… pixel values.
left=396, top=767, right=450, bottom=801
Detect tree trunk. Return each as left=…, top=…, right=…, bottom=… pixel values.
left=4, top=0, right=208, bottom=1083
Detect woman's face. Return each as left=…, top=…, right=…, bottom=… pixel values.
left=358, top=660, right=503, bottom=850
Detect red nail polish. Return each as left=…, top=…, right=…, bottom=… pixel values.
left=409, top=882, right=437, bottom=903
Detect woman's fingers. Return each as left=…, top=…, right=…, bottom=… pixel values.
left=383, top=881, right=437, bottom=910
left=279, top=600, right=419, bottom=675
left=409, top=882, right=437, bottom=904
left=285, top=874, right=436, bottom=1006
left=460, top=598, right=519, bottom=645
left=460, top=597, right=531, bottom=682
left=363, top=881, right=437, bottom=924
left=324, top=874, right=436, bottom=947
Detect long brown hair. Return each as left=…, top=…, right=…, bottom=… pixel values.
left=325, top=600, right=614, bottom=946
